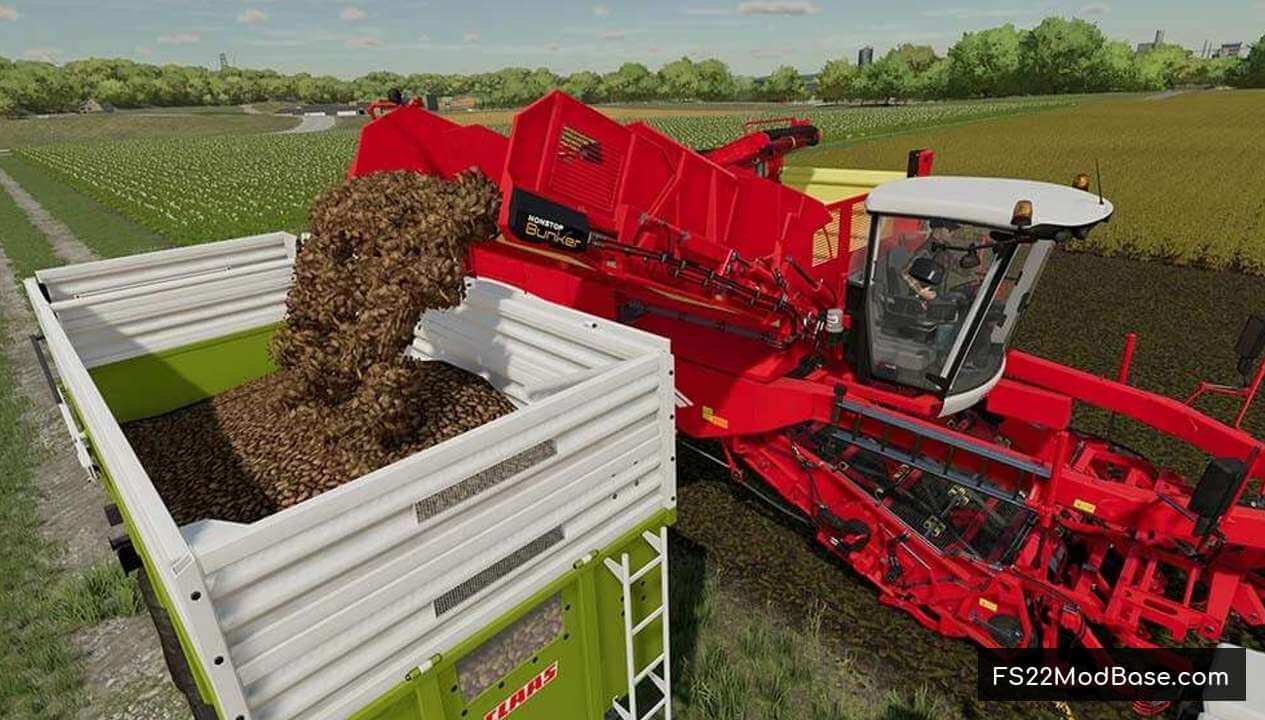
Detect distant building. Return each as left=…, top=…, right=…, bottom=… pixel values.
left=78, top=98, right=114, bottom=114
left=858, top=46, right=873, bottom=67
left=439, top=95, right=478, bottom=112
left=1136, top=29, right=1166, bottom=54
left=1213, top=42, right=1247, bottom=59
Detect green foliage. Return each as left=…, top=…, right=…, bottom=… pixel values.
left=604, top=62, right=660, bottom=101
left=659, top=57, right=702, bottom=99
left=911, top=59, right=951, bottom=100
left=854, top=56, right=914, bottom=102
left=888, top=44, right=939, bottom=75
left=761, top=65, right=806, bottom=102
left=946, top=24, right=1023, bottom=97
left=816, top=59, right=858, bottom=102
left=1019, top=17, right=1110, bottom=93
left=1238, top=34, right=1265, bottom=88
left=819, top=18, right=1251, bottom=102
left=1136, top=44, right=1196, bottom=90
left=696, top=59, right=738, bottom=101
left=1, top=23, right=1254, bottom=115
left=561, top=70, right=604, bottom=102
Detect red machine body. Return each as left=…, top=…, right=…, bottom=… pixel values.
left=349, top=91, right=1265, bottom=651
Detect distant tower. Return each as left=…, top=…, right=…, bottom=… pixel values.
left=218, top=52, right=229, bottom=71
left=858, top=46, right=873, bottom=67
left=1154, top=29, right=1165, bottom=46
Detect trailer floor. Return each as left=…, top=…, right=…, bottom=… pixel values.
left=122, top=363, right=515, bottom=526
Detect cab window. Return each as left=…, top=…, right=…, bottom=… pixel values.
left=864, top=215, right=998, bottom=392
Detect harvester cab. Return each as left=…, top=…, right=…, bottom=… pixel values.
left=855, top=176, right=1114, bottom=415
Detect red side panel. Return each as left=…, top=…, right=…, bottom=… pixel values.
left=501, top=91, right=831, bottom=262
left=348, top=104, right=508, bottom=180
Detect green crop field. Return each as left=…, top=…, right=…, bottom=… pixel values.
left=18, top=133, right=357, bottom=245
left=10, top=96, right=1079, bottom=246
left=792, top=90, right=1265, bottom=274
left=646, top=95, right=1078, bottom=147
left=0, top=112, right=297, bottom=149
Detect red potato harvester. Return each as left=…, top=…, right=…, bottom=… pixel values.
left=350, top=91, right=1265, bottom=651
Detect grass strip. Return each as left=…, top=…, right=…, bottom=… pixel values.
left=0, top=283, right=144, bottom=717
left=0, top=154, right=164, bottom=258
left=0, top=178, right=61, bottom=279
left=0, top=304, right=85, bottom=718
left=670, top=558, right=947, bottom=720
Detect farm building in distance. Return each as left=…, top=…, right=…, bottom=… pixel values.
left=78, top=98, right=115, bottom=114
left=1214, top=42, right=1248, bottom=59
left=1136, top=29, right=1166, bottom=53
left=858, top=46, right=874, bottom=66
left=278, top=102, right=366, bottom=117
left=438, top=95, right=478, bottom=111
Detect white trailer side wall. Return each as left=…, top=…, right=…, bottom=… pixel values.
left=27, top=234, right=676, bottom=720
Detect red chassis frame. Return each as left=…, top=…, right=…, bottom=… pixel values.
left=349, top=91, right=1265, bottom=650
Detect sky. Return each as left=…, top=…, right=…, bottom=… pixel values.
left=1, top=0, right=1261, bottom=78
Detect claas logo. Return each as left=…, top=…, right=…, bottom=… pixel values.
left=481, top=661, right=559, bottom=720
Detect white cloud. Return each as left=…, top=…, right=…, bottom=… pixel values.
left=683, top=6, right=731, bottom=15
left=546, top=42, right=561, bottom=51
left=23, top=47, right=61, bottom=63
left=599, top=29, right=626, bottom=40
left=463, top=32, right=479, bottom=43
left=736, top=1, right=819, bottom=16
left=238, top=8, right=268, bottom=24
left=592, top=4, right=610, bottom=16
left=157, top=32, right=201, bottom=45
left=344, top=35, right=382, bottom=48
left=1078, top=3, right=1110, bottom=16
left=922, top=7, right=1026, bottom=19
left=417, top=34, right=432, bottom=45
left=0, top=5, right=18, bottom=21
left=751, top=48, right=786, bottom=58
left=135, top=46, right=153, bottom=57
left=340, top=6, right=366, bottom=22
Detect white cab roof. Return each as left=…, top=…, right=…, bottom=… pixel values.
left=865, top=176, right=1114, bottom=230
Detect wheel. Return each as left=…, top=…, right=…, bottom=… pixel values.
left=137, top=567, right=220, bottom=720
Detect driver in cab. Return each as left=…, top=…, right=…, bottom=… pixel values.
left=896, top=220, right=990, bottom=351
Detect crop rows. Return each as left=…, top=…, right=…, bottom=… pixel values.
left=645, top=96, right=1076, bottom=148
left=797, top=91, right=1265, bottom=273
left=19, top=133, right=357, bottom=245
left=15, top=97, right=1078, bottom=248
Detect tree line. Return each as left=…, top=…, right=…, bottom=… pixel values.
left=2, top=17, right=1262, bottom=115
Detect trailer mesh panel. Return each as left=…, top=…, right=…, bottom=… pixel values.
left=414, top=440, right=557, bottom=524
left=456, top=594, right=564, bottom=702
left=435, top=526, right=566, bottom=616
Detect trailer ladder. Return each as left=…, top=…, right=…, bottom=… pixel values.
left=604, top=526, right=672, bottom=720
